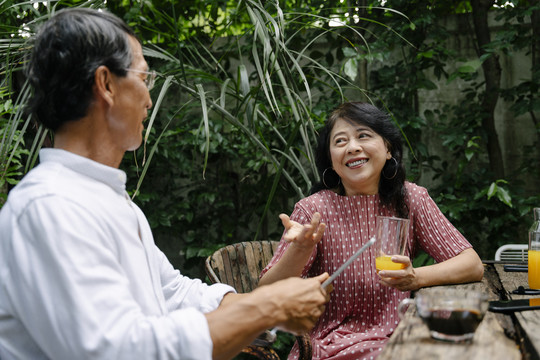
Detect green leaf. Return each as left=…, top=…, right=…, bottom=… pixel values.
left=4, top=99, right=12, bottom=111
left=465, top=148, right=474, bottom=161
left=344, top=58, right=358, bottom=82
left=417, top=50, right=434, bottom=59
left=186, top=247, right=199, bottom=259
left=418, top=79, right=437, bottom=90
left=458, top=59, right=483, bottom=73
left=487, top=182, right=497, bottom=199
left=496, top=187, right=513, bottom=208
left=342, top=47, right=357, bottom=58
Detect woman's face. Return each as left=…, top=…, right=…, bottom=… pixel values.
left=328, top=118, right=391, bottom=196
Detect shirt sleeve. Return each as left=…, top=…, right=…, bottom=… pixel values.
left=2, top=197, right=222, bottom=360
left=408, top=184, right=473, bottom=263
left=157, top=248, right=235, bottom=313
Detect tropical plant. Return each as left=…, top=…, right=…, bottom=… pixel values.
left=2, top=1, right=539, bottom=358
left=108, top=0, right=413, bottom=276
left=3, top=0, right=539, bottom=266
left=1, top=0, right=410, bottom=270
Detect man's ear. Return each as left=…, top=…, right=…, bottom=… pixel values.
left=94, top=65, right=115, bottom=106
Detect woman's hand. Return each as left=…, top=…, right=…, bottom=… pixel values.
left=377, top=255, right=420, bottom=292
left=378, top=248, right=484, bottom=291
left=280, top=212, right=326, bottom=250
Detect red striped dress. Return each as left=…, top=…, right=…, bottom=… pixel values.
left=261, top=182, right=472, bottom=360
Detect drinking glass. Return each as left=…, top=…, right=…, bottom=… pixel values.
left=374, top=216, right=410, bottom=272
left=528, top=208, right=540, bottom=289
left=398, top=288, right=488, bottom=342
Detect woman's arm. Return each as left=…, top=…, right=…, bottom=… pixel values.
left=379, top=184, right=484, bottom=292
left=378, top=248, right=484, bottom=291
left=258, top=212, right=325, bottom=287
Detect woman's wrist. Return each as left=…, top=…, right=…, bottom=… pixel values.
left=289, top=240, right=316, bottom=253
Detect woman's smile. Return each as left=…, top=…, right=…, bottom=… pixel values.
left=346, top=158, right=368, bottom=168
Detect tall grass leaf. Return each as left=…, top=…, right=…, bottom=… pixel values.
left=196, top=83, right=210, bottom=179
left=237, top=64, right=255, bottom=126
left=219, top=78, right=231, bottom=109
left=248, top=8, right=280, bottom=116
left=143, top=75, right=174, bottom=148
left=25, top=126, right=47, bottom=173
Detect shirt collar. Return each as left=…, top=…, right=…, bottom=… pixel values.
left=39, top=148, right=127, bottom=194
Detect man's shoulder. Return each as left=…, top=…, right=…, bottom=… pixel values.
left=3, top=161, right=97, bottom=217
left=5, top=163, right=55, bottom=202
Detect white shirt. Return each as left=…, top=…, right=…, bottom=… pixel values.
left=0, top=149, right=234, bottom=360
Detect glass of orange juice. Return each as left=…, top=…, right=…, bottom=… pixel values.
left=375, top=216, right=410, bottom=272
left=528, top=208, right=540, bottom=289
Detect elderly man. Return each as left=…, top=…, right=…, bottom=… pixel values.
left=0, top=8, right=329, bottom=360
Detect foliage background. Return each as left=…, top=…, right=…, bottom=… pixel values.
left=1, top=0, right=539, bottom=356
left=2, top=0, right=539, bottom=272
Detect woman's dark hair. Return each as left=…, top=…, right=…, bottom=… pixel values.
left=25, top=8, right=136, bottom=131
left=310, top=102, right=409, bottom=218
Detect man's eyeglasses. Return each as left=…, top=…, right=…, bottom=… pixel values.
left=124, top=68, right=157, bottom=90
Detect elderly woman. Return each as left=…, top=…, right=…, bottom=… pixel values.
left=259, top=102, right=483, bottom=360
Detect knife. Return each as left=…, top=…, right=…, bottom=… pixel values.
left=321, top=236, right=376, bottom=289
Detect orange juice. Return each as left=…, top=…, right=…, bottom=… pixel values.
left=528, top=250, right=540, bottom=289
left=376, top=255, right=406, bottom=272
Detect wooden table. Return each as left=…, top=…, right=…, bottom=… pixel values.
left=378, top=262, right=539, bottom=360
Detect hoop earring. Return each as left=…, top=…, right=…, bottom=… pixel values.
left=382, top=157, right=398, bottom=180
left=322, top=167, right=341, bottom=188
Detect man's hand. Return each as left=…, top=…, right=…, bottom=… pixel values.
left=207, top=272, right=330, bottom=360
left=271, top=272, right=330, bottom=335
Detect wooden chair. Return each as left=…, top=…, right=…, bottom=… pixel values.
left=205, top=240, right=312, bottom=360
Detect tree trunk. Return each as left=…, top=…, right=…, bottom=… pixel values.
left=531, top=4, right=539, bottom=129
left=470, top=0, right=505, bottom=178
